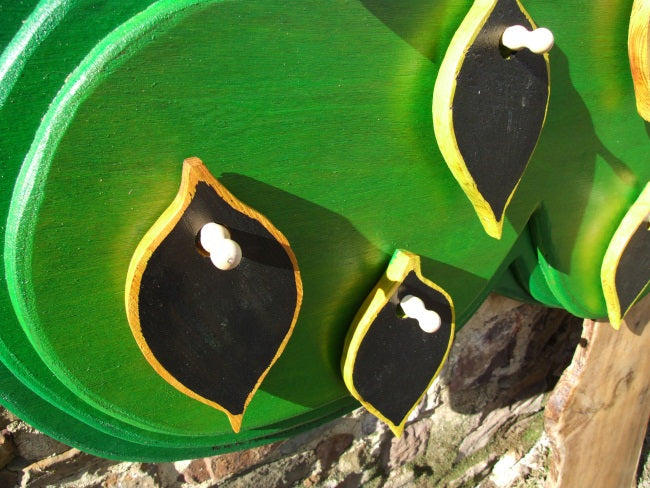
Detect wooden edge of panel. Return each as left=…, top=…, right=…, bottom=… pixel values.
left=125, top=157, right=302, bottom=433
left=433, top=0, right=499, bottom=237
left=601, top=182, right=649, bottom=329
left=545, top=296, right=650, bottom=487
left=629, top=0, right=650, bottom=121
left=432, top=0, right=550, bottom=239
left=341, top=250, right=455, bottom=437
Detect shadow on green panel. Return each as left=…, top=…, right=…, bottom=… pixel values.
left=359, top=0, right=471, bottom=64
left=219, top=173, right=384, bottom=407
left=218, top=174, right=496, bottom=408
left=418, top=255, right=489, bottom=328
left=509, top=48, right=630, bottom=275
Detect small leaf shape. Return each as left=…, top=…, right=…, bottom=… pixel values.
left=341, top=250, right=454, bottom=436
left=125, top=158, right=302, bottom=432
left=601, top=182, right=650, bottom=329
left=433, top=0, right=551, bottom=239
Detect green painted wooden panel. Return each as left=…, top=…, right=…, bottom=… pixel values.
left=0, top=0, right=357, bottom=452
left=1, top=0, right=648, bottom=458
left=1, top=0, right=252, bottom=452
left=5, top=0, right=501, bottom=439
left=0, top=359, right=349, bottom=461
left=0, top=0, right=194, bottom=450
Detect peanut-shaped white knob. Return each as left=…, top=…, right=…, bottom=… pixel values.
left=199, top=222, right=242, bottom=270
left=400, top=295, right=441, bottom=334
left=501, top=25, right=554, bottom=54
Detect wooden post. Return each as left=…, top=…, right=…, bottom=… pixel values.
left=545, top=294, right=650, bottom=487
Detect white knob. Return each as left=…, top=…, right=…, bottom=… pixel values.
left=501, top=25, right=554, bottom=54
left=399, top=295, right=442, bottom=334
left=199, top=223, right=242, bottom=270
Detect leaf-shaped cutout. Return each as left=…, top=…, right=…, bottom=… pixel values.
left=341, top=250, right=454, bottom=436
left=629, top=0, right=650, bottom=121
left=125, top=158, right=302, bottom=432
left=601, top=182, right=650, bottom=329
left=433, top=0, right=550, bottom=239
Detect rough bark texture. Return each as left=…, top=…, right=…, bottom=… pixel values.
left=0, top=295, right=647, bottom=487
left=545, top=295, right=650, bottom=488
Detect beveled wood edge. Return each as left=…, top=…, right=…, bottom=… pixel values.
left=432, top=0, right=551, bottom=239
left=629, top=0, right=650, bottom=121
left=601, top=182, right=649, bottom=329
left=125, top=157, right=303, bottom=433
left=341, top=250, right=455, bottom=437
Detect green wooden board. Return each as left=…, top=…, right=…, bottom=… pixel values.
left=0, top=0, right=200, bottom=450
left=0, top=359, right=352, bottom=461
left=0, top=0, right=357, bottom=452
left=1, top=0, right=648, bottom=458
left=0, top=363, right=201, bottom=461
left=4, top=0, right=498, bottom=439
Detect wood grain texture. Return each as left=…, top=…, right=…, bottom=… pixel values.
left=0, top=0, right=73, bottom=107
left=0, top=0, right=649, bottom=459
left=629, top=0, right=650, bottom=121
left=601, top=182, right=650, bottom=328
left=0, top=0, right=254, bottom=454
left=521, top=0, right=649, bottom=318
left=0, top=0, right=360, bottom=448
left=545, top=294, right=650, bottom=488
left=0, top=358, right=333, bottom=461
left=126, top=158, right=302, bottom=432
left=341, top=250, right=454, bottom=436
left=0, top=363, right=218, bottom=461
left=433, top=0, right=550, bottom=239
left=4, top=0, right=502, bottom=440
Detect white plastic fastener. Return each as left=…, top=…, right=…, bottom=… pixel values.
left=199, top=222, right=242, bottom=270
left=399, top=295, right=442, bottom=334
left=501, top=25, right=554, bottom=54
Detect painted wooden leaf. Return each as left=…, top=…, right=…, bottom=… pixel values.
left=601, top=183, right=650, bottom=329
left=629, top=0, right=650, bottom=121
left=433, top=0, right=550, bottom=239
left=125, top=158, right=302, bottom=432
left=341, top=250, right=454, bottom=436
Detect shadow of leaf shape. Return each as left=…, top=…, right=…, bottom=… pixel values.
left=359, top=0, right=470, bottom=64
left=218, top=173, right=385, bottom=408
left=509, top=48, right=633, bottom=275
